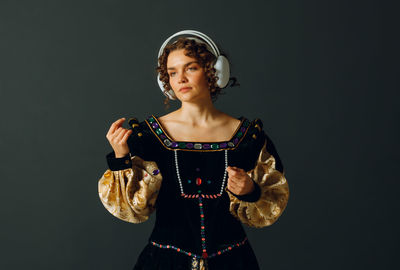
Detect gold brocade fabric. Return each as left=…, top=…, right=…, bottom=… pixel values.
left=98, top=155, right=163, bottom=223
left=226, top=139, right=290, bottom=228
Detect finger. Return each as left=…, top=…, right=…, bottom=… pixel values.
left=115, top=128, right=129, bottom=143
left=227, top=168, right=241, bottom=178
left=231, top=166, right=244, bottom=173
left=227, top=179, right=239, bottom=192
left=121, top=129, right=132, bottom=143
left=230, top=167, right=246, bottom=178
left=230, top=173, right=248, bottom=186
left=107, top=118, right=123, bottom=138
left=107, top=118, right=125, bottom=137
left=226, top=166, right=236, bottom=174
left=227, top=166, right=243, bottom=173
left=236, top=170, right=246, bottom=179
left=228, top=176, right=240, bottom=186
left=111, top=127, right=124, bottom=142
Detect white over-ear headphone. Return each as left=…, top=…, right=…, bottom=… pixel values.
left=157, top=30, right=230, bottom=100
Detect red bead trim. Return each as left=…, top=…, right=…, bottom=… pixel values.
left=149, top=237, right=248, bottom=260
left=180, top=192, right=221, bottom=199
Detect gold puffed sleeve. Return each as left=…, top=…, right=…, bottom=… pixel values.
left=98, top=155, right=163, bottom=223
left=227, top=139, right=289, bottom=228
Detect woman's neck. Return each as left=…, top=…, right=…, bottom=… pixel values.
left=175, top=100, right=223, bottom=126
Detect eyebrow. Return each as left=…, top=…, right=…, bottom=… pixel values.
left=167, top=61, right=199, bottom=70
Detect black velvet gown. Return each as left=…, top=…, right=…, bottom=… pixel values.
left=98, top=115, right=289, bottom=270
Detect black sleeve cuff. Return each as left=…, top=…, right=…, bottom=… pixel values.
left=106, top=151, right=132, bottom=171
left=228, top=179, right=261, bottom=202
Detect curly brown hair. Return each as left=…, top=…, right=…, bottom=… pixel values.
left=156, top=37, right=239, bottom=110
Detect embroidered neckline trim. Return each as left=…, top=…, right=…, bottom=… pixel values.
left=144, top=114, right=251, bottom=151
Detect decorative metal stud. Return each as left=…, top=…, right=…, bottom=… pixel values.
left=194, top=143, right=202, bottom=149
left=164, top=139, right=172, bottom=146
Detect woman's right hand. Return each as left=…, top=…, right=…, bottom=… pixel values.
left=106, top=117, right=133, bottom=158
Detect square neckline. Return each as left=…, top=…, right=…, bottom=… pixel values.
left=152, top=114, right=244, bottom=143
left=144, top=114, right=252, bottom=151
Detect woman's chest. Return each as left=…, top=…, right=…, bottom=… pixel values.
left=154, top=149, right=256, bottom=199
left=157, top=150, right=228, bottom=196
left=156, top=117, right=241, bottom=143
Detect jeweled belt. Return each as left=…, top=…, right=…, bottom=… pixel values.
left=150, top=237, right=248, bottom=270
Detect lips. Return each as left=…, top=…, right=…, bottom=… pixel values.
left=179, top=87, right=192, bottom=92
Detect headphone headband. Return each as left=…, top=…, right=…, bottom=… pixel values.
left=157, top=30, right=220, bottom=61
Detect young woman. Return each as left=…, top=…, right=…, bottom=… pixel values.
left=98, top=30, right=289, bottom=270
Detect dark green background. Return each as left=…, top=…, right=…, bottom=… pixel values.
left=0, top=0, right=396, bottom=269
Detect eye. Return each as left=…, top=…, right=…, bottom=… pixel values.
left=188, top=66, right=197, bottom=71
left=169, top=72, right=176, bottom=76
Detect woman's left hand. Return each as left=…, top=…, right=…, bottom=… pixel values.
left=226, top=166, right=255, bottom=196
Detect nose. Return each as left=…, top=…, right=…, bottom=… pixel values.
left=178, top=72, right=188, bottom=83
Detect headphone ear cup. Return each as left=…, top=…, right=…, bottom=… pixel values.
left=157, top=73, right=177, bottom=100
left=214, top=55, right=230, bottom=88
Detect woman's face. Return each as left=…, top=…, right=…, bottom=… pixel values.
left=166, top=49, right=210, bottom=102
